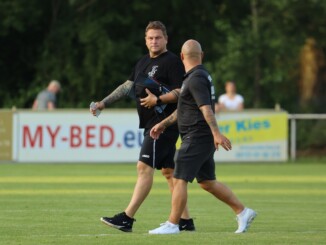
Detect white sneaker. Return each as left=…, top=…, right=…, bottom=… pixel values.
left=149, top=221, right=180, bottom=234
left=235, top=208, right=257, bottom=233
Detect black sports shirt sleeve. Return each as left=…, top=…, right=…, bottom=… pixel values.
left=188, top=75, right=211, bottom=108
left=167, top=57, right=185, bottom=90
left=128, top=68, right=136, bottom=81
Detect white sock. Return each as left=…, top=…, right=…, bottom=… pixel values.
left=237, top=207, right=247, bottom=217
left=167, top=221, right=178, bottom=227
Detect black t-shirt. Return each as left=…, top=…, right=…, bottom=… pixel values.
left=177, top=65, right=216, bottom=138
left=129, top=51, right=184, bottom=129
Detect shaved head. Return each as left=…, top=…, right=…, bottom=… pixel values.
left=180, top=39, right=203, bottom=71
left=181, top=39, right=202, bottom=60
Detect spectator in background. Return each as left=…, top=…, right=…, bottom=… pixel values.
left=32, top=80, right=61, bottom=110
left=215, top=81, right=244, bottom=112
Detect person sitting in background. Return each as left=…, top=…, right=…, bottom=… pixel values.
left=215, top=81, right=244, bottom=112
left=32, top=80, right=61, bottom=110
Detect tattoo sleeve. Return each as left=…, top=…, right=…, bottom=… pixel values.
left=200, top=105, right=220, bottom=134
left=161, top=109, right=178, bottom=128
left=101, top=80, right=133, bottom=107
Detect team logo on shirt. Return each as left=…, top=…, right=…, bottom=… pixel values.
left=148, top=65, right=158, bottom=78
left=208, top=75, right=216, bottom=100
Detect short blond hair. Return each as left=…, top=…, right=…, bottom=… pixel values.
left=145, top=21, right=167, bottom=38
left=48, top=80, right=61, bottom=91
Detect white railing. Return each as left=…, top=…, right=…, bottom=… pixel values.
left=289, top=114, right=326, bottom=160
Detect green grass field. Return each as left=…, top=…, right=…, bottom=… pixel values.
left=1, top=161, right=326, bottom=245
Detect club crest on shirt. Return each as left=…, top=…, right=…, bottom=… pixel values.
left=148, top=65, right=158, bottom=78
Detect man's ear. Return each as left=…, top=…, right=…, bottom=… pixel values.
left=180, top=52, right=184, bottom=61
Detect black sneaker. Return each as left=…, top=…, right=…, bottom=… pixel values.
left=179, top=218, right=195, bottom=231
left=100, top=212, right=135, bottom=232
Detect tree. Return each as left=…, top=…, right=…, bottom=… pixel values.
left=0, top=0, right=325, bottom=114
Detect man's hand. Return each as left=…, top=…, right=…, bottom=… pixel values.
left=140, top=88, right=157, bottom=109
left=213, top=132, right=232, bottom=151
left=90, top=101, right=105, bottom=116
left=150, top=123, right=165, bottom=140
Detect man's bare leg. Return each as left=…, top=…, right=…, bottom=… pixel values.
left=199, top=180, right=244, bottom=214
left=161, top=168, right=190, bottom=219
left=124, top=161, right=155, bottom=217
left=168, top=178, right=188, bottom=224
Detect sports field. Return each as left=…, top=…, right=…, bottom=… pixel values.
left=1, top=161, right=325, bottom=245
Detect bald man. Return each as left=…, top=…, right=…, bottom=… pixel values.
left=148, top=40, right=257, bottom=234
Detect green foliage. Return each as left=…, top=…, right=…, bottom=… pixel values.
left=296, top=120, right=326, bottom=151
left=0, top=0, right=325, bottom=111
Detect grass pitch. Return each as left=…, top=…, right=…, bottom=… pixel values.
left=0, top=161, right=325, bottom=245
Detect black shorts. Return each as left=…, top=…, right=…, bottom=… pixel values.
left=139, top=128, right=179, bottom=170
left=174, top=134, right=216, bottom=183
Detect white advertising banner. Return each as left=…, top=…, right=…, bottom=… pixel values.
left=14, top=110, right=144, bottom=162
left=13, top=110, right=288, bottom=163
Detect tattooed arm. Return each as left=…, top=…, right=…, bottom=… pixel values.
left=90, top=80, right=133, bottom=116
left=162, top=109, right=178, bottom=128
left=199, top=105, right=232, bottom=151
left=199, top=105, right=220, bottom=135
left=150, top=109, right=178, bottom=139
left=101, top=80, right=133, bottom=107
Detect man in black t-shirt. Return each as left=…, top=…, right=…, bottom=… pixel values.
left=90, top=21, right=194, bottom=232
left=130, top=49, right=183, bottom=130
left=149, top=40, right=257, bottom=234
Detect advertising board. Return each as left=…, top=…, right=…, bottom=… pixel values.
left=13, top=110, right=288, bottom=162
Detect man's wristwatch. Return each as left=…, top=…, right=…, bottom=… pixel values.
left=156, top=96, right=162, bottom=105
